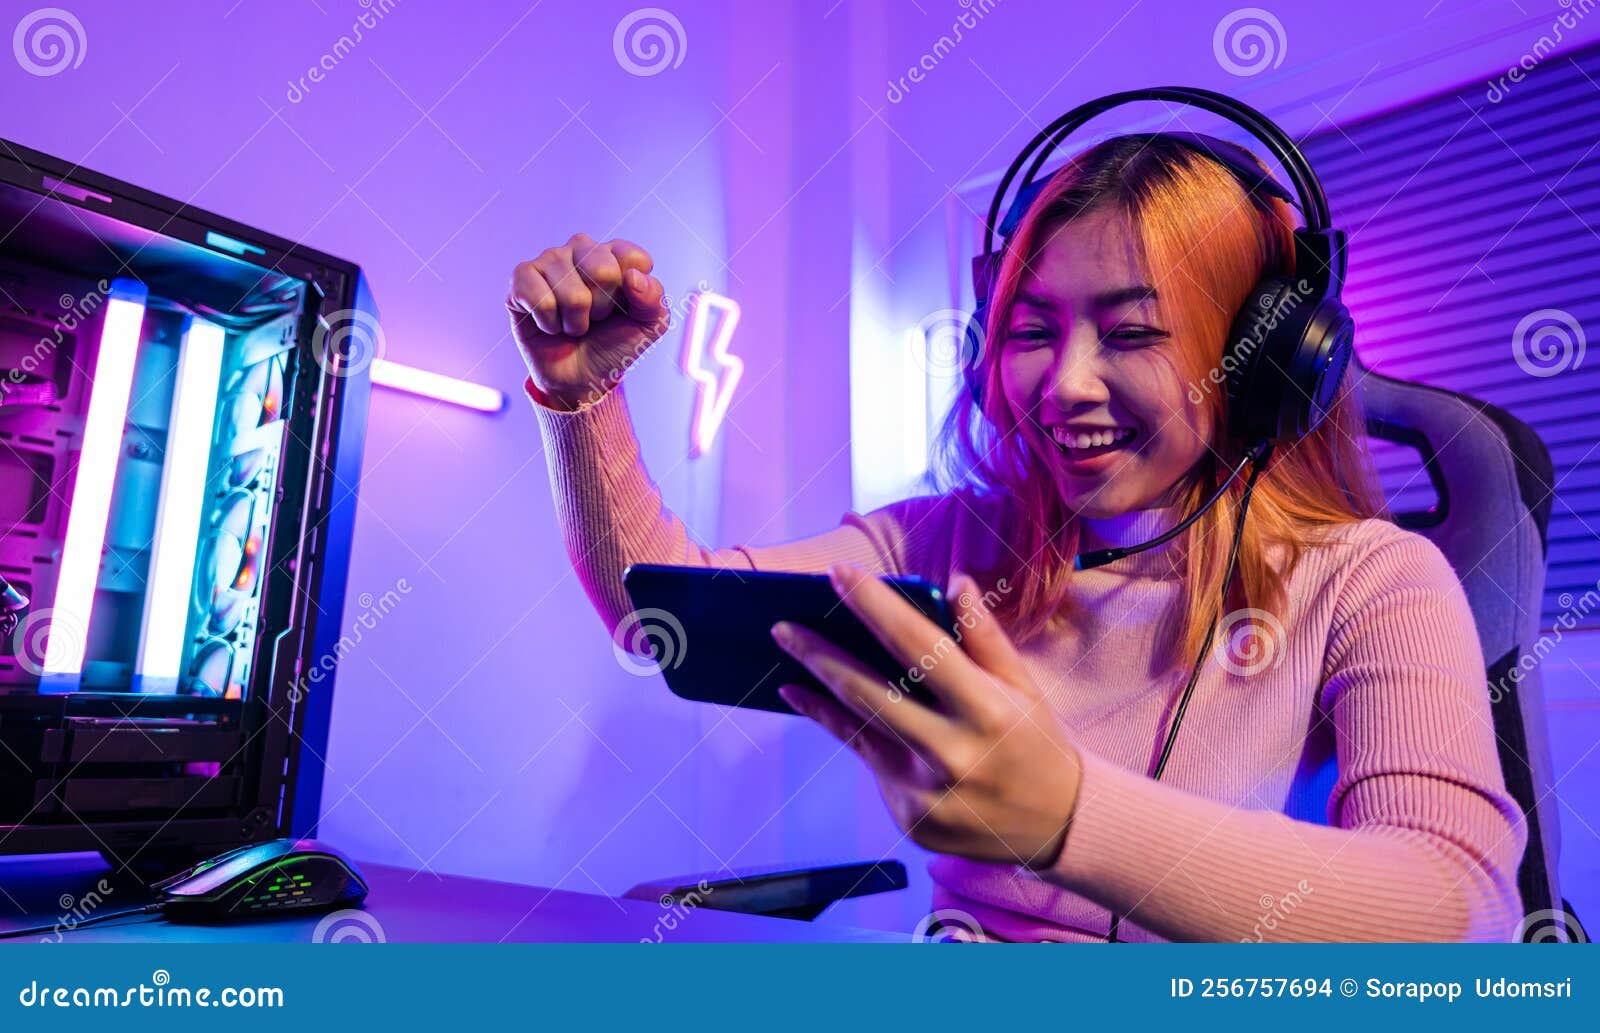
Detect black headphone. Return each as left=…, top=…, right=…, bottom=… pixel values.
left=965, top=86, right=1354, bottom=452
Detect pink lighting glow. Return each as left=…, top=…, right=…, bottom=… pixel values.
left=679, top=291, right=743, bottom=457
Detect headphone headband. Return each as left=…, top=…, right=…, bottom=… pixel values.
left=966, top=86, right=1356, bottom=450
left=982, top=86, right=1331, bottom=256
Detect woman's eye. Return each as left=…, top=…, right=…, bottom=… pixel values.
left=1004, top=328, right=1053, bottom=346
left=1105, top=326, right=1167, bottom=346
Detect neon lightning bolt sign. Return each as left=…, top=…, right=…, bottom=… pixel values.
left=679, top=291, right=743, bottom=457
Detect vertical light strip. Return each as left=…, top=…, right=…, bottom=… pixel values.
left=135, top=316, right=225, bottom=693
left=846, top=319, right=930, bottom=511
left=906, top=326, right=931, bottom=477
left=42, top=279, right=148, bottom=686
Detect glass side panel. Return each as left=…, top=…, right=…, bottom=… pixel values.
left=1, top=266, right=307, bottom=699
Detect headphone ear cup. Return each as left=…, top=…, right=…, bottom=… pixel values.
left=1224, top=277, right=1353, bottom=445
left=1224, top=278, right=1295, bottom=445
left=966, top=250, right=1001, bottom=415
left=964, top=299, right=989, bottom=412
left=1299, top=299, right=1356, bottom=436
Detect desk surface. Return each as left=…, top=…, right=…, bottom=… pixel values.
left=0, top=852, right=902, bottom=943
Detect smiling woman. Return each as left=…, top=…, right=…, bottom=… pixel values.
left=513, top=125, right=1526, bottom=944
left=952, top=134, right=1382, bottom=661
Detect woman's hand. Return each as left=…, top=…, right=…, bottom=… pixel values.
left=771, top=564, right=1083, bottom=870
left=506, top=233, right=671, bottom=409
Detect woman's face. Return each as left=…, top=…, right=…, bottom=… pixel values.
left=998, top=207, right=1213, bottom=520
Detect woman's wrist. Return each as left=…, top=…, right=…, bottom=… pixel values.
left=1024, top=740, right=1084, bottom=871
left=525, top=376, right=615, bottom=413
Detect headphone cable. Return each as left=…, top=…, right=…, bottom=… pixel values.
left=1106, top=446, right=1269, bottom=943
left=1075, top=442, right=1270, bottom=571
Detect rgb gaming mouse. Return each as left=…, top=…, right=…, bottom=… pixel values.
left=151, top=838, right=369, bottom=923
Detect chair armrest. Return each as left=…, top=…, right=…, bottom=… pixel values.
left=624, top=860, right=907, bottom=921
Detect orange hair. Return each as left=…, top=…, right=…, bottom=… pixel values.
left=935, top=134, right=1387, bottom=670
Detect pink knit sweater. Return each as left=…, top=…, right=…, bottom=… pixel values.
left=528, top=378, right=1527, bottom=942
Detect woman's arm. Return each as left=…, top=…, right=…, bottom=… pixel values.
left=510, top=234, right=952, bottom=637
left=528, top=377, right=948, bottom=636
left=1042, top=528, right=1528, bottom=942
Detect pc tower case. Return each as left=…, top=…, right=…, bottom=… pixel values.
left=0, top=138, right=370, bottom=872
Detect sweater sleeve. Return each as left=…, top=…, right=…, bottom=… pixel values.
left=526, top=376, right=948, bottom=636
left=1042, top=526, right=1528, bottom=942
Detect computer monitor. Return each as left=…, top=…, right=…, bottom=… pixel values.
left=0, top=138, right=371, bottom=874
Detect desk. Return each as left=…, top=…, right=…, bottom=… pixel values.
left=0, top=852, right=902, bottom=943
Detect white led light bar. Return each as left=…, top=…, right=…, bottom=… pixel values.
left=136, top=316, right=225, bottom=693
left=41, top=279, right=148, bottom=689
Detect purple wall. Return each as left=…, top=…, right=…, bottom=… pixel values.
left=4, top=0, right=1594, bottom=931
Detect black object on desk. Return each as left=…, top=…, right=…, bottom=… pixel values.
left=625, top=860, right=908, bottom=921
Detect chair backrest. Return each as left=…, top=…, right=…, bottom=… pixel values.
left=1356, top=358, right=1562, bottom=938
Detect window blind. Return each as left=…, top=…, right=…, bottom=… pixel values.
left=1301, top=44, right=1600, bottom=628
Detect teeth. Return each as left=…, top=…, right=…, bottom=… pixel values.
left=1051, top=426, right=1135, bottom=450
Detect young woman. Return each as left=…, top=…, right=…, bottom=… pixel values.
left=506, top=134, right=1526, bottom=943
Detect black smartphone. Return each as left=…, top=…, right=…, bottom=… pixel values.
left=619, top=563, right=957, bottom=715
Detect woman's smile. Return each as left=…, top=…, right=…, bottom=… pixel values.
left=1046, top=423, right=1145, bottom=485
